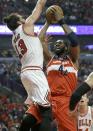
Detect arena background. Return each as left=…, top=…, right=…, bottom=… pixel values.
left=0, top=0, right=93, bottom=130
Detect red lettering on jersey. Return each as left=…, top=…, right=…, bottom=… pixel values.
left=15, top=39, right=27, bottom=59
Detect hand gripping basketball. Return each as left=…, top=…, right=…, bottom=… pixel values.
left=46, top=5, right=64, bottom=24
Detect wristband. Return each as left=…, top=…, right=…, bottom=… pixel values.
left=58, top=19, right=65, bottom=25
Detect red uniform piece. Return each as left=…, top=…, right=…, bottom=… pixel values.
left=47, top=56, right=78, bottom=131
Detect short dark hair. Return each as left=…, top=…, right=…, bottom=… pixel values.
left=3, top=13, right=21, bottom=31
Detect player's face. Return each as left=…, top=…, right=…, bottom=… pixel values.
left=78, top=95, right=88, bottom=106
left=54, top=40, right=66, bottom=55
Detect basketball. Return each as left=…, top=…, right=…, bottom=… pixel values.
left=46, top=5, right=64, bottom=24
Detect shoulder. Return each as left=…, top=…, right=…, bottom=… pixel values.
left=23, top=23, right=34, bottom=35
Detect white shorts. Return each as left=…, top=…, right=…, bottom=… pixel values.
left=20, top=70, right=50, bottom=107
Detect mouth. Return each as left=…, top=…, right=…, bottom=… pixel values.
left=80, top=100, right=84, bottom=103
left=56, top=48, right=60, bottom=50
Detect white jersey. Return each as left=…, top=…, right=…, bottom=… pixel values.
left=12, top=25, right=43, bottom=70
left=78, top=106, right=92, bottom=131
left=12, top=25, right=50, bottom=107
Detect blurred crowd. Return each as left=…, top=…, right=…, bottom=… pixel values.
left=0, top=0, right=93, bottom=130
left=0, top=49, right=14, bottom=58
left=0, top=96, right=26, bottom=131
left=0, top=59, right=27, bottom=96
left=79, top=60, right=93, bottom=81
left=0, top=0, right=93, bottom=24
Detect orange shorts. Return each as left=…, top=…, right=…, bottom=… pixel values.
left=26, top=103, right=42, bottom=124
left=52, top=96, right=77, bottom=131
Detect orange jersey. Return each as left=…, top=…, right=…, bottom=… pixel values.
left=47, top=55, right=78, bottom=96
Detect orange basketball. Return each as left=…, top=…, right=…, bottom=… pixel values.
left=46, top=5, right=64, bottom=24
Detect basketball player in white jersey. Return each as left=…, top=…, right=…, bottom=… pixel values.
left=78, top=94, right=93, bottom=131
left=3, top=0, right=53, bottom=131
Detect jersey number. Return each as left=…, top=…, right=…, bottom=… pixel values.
left=15, top=39, right=27, bottom=59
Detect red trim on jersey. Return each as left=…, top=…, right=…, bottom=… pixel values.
left=21, top=66, right=42, bottom=73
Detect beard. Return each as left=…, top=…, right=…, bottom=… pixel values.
left=54, top=46, right=66, bottom=56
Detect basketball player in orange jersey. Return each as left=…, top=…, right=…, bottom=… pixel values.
left=3, top=0, right=53, bottom=131
left=77, top=94, right=93, bottom=131
left=39, top=6, right=80, bottom=131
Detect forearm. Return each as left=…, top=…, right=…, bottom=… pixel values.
left=37, top=0, right=47, bottom=7
left=58, top=19, right=72, bottom=34
left=26, top=0, right=47, bottom=24
left=35, top=0, right=47, bottom=13
left=62, top=24, right=72, bottom=34
left=39, top=22, right=51, bottom=62
left=36, top=0, right=47, bottom=11
left=42, top=42, right=51, bottom=63
left=39, top=22, right=49, bottom=42
left=58, top=19, right=79, bottom=47
left=69, top=82, right=91, bottom=111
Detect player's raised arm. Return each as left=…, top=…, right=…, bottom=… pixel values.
left=48, top=6, right=80, bottom=63
left=59, top=23, right=80, bottom=63
left=39, top=21, right=52, bottom=63
left=39, top=22, right=49, bottom=42
left=25, top=0, right=47, bottom=25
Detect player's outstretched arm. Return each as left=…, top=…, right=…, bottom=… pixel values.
left=58, top=21, right=80, bottom=63
left=39, top=22, right=49, bottom=42
left=59, top=22, right=80, bottom=63
left=49, top=6, right=80, bottom=63
left=25, top=0, right=47, bottom=25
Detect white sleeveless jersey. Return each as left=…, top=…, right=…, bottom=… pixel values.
left=12, top=25, right=43, bottom=69
left=78, top=106, right=92, bottom=131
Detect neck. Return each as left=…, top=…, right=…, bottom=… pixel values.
left=78, top=105, right=88, bottom=114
